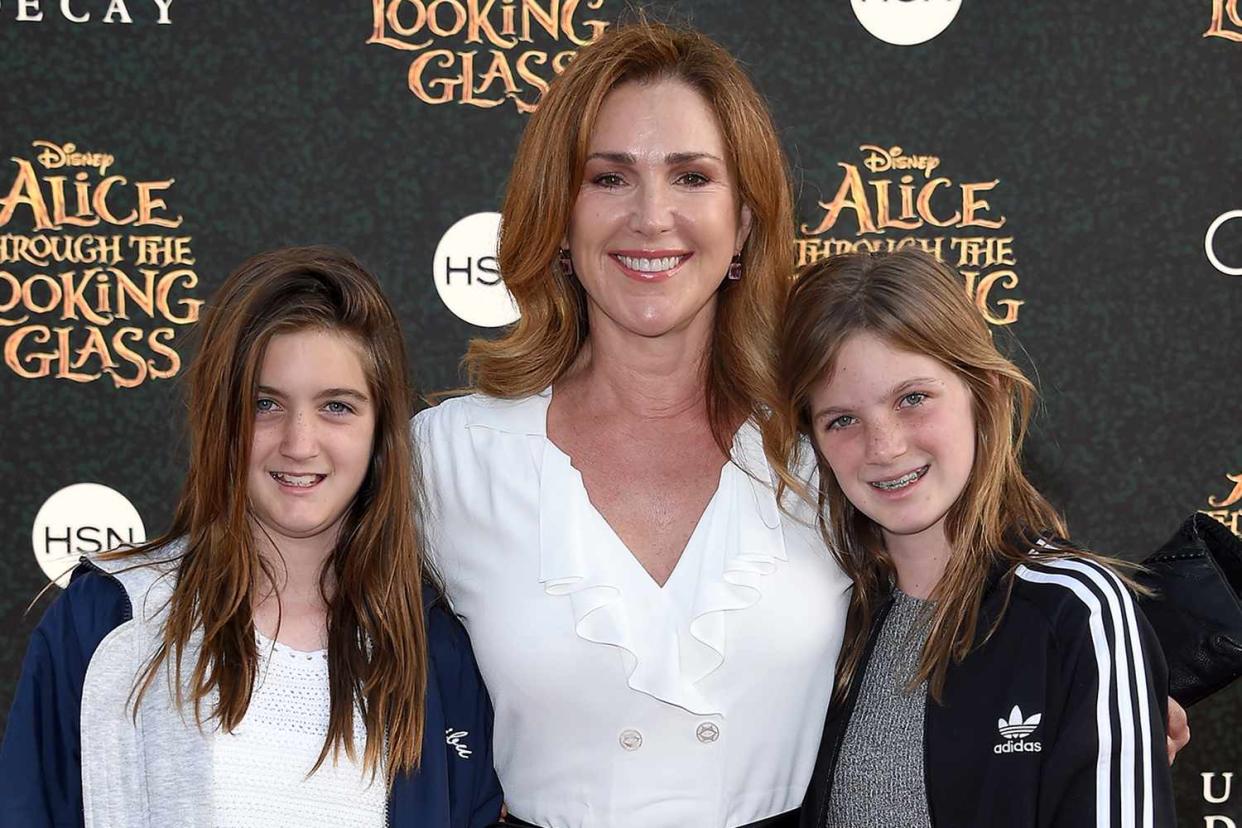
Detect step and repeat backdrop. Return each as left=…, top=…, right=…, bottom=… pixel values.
left=1, top=0, right=1239, bottom=822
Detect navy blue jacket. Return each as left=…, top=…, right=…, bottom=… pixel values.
left=0, top=561, right=503, bottom=827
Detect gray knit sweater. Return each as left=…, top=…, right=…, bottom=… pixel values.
left=825, top=590, right=933, bottom=828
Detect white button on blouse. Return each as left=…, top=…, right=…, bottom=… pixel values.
left=414, top=390, right=851, bottom=828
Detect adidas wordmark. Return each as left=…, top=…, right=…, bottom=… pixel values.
left=993, top=705, right=1042, bottom=754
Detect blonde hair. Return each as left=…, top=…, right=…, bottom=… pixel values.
left=464, top=18, right=794, bottom=450
left=765, top=249, right=1138, bottom=701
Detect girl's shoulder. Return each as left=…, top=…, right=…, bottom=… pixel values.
left=84, top=540, right=185, bottom=623
left=31, top=539, right=186, bottom=653
left=1004, top=550, right=1140, bottom=641
left=31, top=563, right=133, bottom=661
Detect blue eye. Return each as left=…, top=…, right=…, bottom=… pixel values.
left=256, top=398, right=278, bottom=413
left=900, top=392, right=928, bottom=408
left=324, top=400, right=354, bottom=415
left=826, top=414, right=857, bottom=431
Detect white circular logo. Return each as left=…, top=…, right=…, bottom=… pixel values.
left=1205, top=210, right=1242, bottom=276
left=433, top=212, right=520, bottom=328
left=32, top=483, right=146, bottom=587
left=851, top=0, right=964, bottom=46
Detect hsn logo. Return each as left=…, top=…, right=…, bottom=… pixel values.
left=31, top=483, right=146, bottom=587
left=850, top=0, right=964, bottom=47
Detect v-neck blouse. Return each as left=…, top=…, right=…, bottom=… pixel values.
left=414, top=390, right=851, bottom=828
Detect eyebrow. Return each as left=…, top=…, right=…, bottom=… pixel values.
left=257, top=385, right=370, bottom=403
left=811, top=376, right=943, bottom=422
left=585, top=151, right=724, bottom=165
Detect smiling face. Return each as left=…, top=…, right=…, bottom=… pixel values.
left=809, top=332, right=977, bottom=553
left=565, top=78, right=752, bottom=339
left=247, top=328, right=376, bottom=551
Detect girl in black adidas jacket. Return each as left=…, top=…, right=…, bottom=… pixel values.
left=768, top=249, right=1176, bottom=828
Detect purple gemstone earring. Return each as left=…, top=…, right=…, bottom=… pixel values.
left=558, top=248, right=575, bottom=277
left=726, top=254, right=743, bottom=281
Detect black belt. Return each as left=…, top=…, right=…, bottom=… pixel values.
left=503, top=809, right=799, bottom=828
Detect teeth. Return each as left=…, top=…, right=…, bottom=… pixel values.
left=271, top=472, right=321, bottom=488
left=872, top=467, right=926, bottom=491
left=618, top=254, right=684, bottom=272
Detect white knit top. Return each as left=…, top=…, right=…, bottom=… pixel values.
left=209, top=631, right=386, bottom=827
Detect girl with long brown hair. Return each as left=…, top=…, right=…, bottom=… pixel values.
left=0, top=247, right=501, bottom=827
left=768, top=249, right=1175, bottom=827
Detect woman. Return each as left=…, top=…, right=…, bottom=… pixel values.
left=415, top=20, right=850, bottom=828
left=415, top=18, right=1189, bottom=828
left=769, top=251, right=1175, bottom=826
left=0, top=247, right=502, bottom=827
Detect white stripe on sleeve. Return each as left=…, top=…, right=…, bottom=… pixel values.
left=1015, top=564, right=1116, bottom=828
left=1044, top=559, right=1154, bottom=828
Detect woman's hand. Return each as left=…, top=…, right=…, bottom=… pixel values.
left=1167, top=697, right=1190, bottom=764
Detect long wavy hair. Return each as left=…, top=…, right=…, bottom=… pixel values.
left=111, top=246, right=430, bottom=784
left=464, top=17, right=794, bottom=451
left=766, top=250, right=1137, bottom=702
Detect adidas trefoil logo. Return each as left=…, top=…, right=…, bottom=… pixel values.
left=993, top=705, right=1042, bottom=754
left=998, top=706, right=1041, bottom=739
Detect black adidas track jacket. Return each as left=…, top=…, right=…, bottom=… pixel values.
left=801, top=556, right=1177, bottom=828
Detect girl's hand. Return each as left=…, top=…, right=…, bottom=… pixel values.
left=1167, top=697, right=1190, bottom=764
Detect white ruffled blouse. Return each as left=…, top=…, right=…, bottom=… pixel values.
left=414, top=390, right=851, bottom=828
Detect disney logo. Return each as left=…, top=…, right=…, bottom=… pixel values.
left=860, top=144, right=941, bottom=179
left=32, top=141, right=115, bottom=177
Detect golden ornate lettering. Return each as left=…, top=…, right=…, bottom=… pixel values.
left=1208, top=473, right=1242, bottom=509
left=369, top=0, right=610, bottom=111
left=1205, top=0, right=1242, bottom=41
left=1, top=141, right=199, bottom=387
left=798, top=145, right=1023, bottom=325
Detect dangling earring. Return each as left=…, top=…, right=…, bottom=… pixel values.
left=725, top=254, right=743, bottom=281
left=558, top=248, right=575, bottom=277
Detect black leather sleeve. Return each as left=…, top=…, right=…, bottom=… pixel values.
left=1137, top=513, right=1242, bottom=707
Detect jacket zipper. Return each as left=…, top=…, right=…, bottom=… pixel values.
left=818, top=597, right=895, bottom=828
left=923, top=690, right=936, bottom=828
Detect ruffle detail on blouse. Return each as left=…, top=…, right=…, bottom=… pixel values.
left=537, top=420, right=787, bottom=716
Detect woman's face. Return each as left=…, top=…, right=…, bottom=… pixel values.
left=808, top=332, right=977, bottom=551
left=565, top=78, right=752, bottom=340
left=247, top=328, right=376, bottom=550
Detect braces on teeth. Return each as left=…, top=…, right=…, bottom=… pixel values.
left=873, top=468, right=924, bottom=490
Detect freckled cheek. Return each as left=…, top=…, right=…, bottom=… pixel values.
left=250, top=424, right=281, bottom=461
left=817, top=436, right=864, bottom=481
left=908, top=417, right=974, bottom=470
left=902, top=411, right=946, bottom=442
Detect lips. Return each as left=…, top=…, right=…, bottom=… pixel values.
left=610, top=251, right=691, bottom=282
left=270, top=471, right=326, bottom=489
left=616, top=254, right=686, bottom=272
left=869, top=465, right=929, bottom=491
